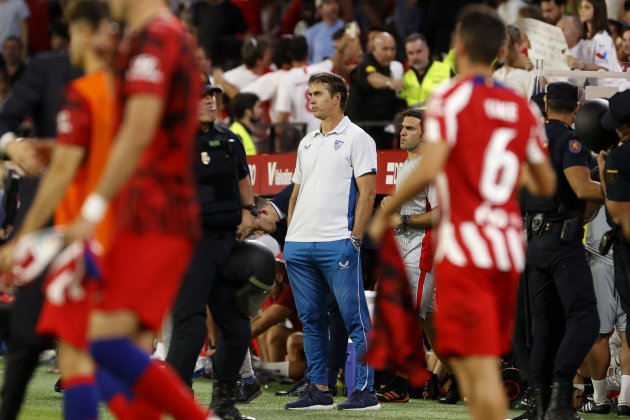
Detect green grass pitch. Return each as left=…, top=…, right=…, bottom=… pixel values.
left=1, top=361, right=617, bottom=419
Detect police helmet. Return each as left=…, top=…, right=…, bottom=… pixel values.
left=221, top=239, right=276, bottom=318
left=574, top=98, right=619, bottom=153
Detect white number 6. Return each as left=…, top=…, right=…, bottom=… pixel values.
left=480, top=128, right=519, bottom=205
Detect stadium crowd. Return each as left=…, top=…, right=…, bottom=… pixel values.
left=0, top=0, right=630, bottom=420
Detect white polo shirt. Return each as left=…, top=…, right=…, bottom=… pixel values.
left=287, top=116, right=377, bottom=242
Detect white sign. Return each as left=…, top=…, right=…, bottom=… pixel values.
left=515, top=18, right=570, bottom=71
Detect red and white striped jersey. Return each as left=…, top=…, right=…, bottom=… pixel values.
left=424, top=75, right=547, bottom=273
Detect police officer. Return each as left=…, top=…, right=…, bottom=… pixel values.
left=599, top=90, right=630, bottom=348
left=166, top=73, right=257, bottom=420
left=522, top=82, right=602, bottom=420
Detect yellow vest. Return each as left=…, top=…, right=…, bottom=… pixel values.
left=400, top=60, right=451, bottom=107
left=229, top=121, right=257, bottom=156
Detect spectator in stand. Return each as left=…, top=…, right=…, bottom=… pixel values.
left=541, top=0, right=566, bottom=24
left=569, top=0, right=628, bottom=87
left=497, top=0, right=529, bottom=24
left=191, top=0, right=248, bottom=68
left=242, top=37, right=297, bottom=125
left=305, top=0, right=345, bottom=63
left=213, top=38, right=273, bottom=97
left=400, top=33, right=451, bottom=107
left=493, top=25, right=536, bottom=98
left=557, top=15, right=590, bottom=87
left=393, top=0, right=423, bottom=42
left=619, top=26, right=630, bottom=64
left=346, top=32, right=406, bottom=149
left=365, top=27, right=405, bottom=80
left=1, top=36, right=25, bottom=87
left=558, top=14, right=586, bottom=56
left=0, top=0, right=29, bottom=56
left=49, top=21, right=69, bottom=52
left=231, top=0, right=263, bottom=35
left=275, top=36, right=340, bottom=135
left=230, top=92, right=262, bottom=156
left=518, top=5, right=545, bottom=20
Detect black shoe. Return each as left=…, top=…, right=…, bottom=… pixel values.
left=276, top=378, right=308, bottom=397
left=236, top=379, right=263, bottom=404
left=543, top=382, right=582, bottom=420
left=511, top=387, right=544, bottom=420
left=577, top=399, right=611, bottom=414
left=210, top=380, right=255, bottom=420
left=54, top=377, right=63, bottom=393
left=439, top=377, right=460, bottom=405
left=376, top=376, right=410, bottom=403
left=618, top=403, right=630, bottom=416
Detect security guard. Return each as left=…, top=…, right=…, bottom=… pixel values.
left=522, top=82, right=602, bottom=420
left=166, top=73, right=258, bottom=420
left=400, top=33, right=451, bottom=107
left=599, top=90, right=630, bottom=348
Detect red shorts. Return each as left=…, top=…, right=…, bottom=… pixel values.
left=434, top=260, right=520, bottom=357
left=93, top=231, right=193, bottom=332
left=37, top=281, right=98, bottom=350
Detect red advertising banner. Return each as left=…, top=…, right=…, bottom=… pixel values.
left=248, top=150, right=407, bottom=196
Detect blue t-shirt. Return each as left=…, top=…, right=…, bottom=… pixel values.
left=305, top=20, right=345, bottom=64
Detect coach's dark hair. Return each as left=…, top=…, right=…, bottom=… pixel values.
left=404, top=33, right=428, bottom=46
left=308, top=72, right=348, bottom=111
left=242, top=38, right=270, bottom=69
left=230, top=92, right=260, bottom=120
left=65, top=0, right=109, bottom=30
left=583, top=0, right=610, bottom=38
left=457, top=6, right=506, bottom=65
left=401, top=108, right=425, bottom=123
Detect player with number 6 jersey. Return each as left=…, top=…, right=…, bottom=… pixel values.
left=369, top=6, right=556, bottom=420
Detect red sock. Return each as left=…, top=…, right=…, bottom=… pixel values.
left=133, top=361, right=208, bottom=420
left=107, top=395, right=162, bottom=420
left=128, top=400, right=162, bottom=419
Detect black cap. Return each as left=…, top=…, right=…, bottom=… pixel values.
left=200, top=71, right=222, bottom=95
left=601, top=90, right=630, bottom=130
left=546, top=82, right=578, bottom=102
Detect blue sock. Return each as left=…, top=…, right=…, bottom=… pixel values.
left=95, top=368, right=133, bottom=402
left=63, top=376, right=99, bottom=420
left=242, top=375, right=257, bottom=385
left=90, top=338, right=150, bottom=386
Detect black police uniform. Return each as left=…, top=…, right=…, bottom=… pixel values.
left=523, top=84, right=599, bottom=413
left=599, top=91, right=630, bottom=344
left=605, top=141, right=630, bottom=323
left=167, top=122, right=253, bottom=389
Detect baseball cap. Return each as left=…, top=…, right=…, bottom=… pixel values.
left=200, top=71, right=222, bottom=95
left=546, top=82, right=578, bottom=102
left=601, top=90, right=630, bottom=130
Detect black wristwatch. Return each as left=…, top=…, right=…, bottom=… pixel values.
left=243, top=204, right=259, bottom=217
left=401, top=214, right=409, bottom=227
